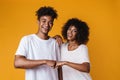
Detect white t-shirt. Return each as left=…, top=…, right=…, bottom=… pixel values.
left=61, top=43, right=92, bottom=80
left=15, top=34, right=60, bottom=80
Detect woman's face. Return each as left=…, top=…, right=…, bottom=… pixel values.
left=67, top=25, right=77, bottom=41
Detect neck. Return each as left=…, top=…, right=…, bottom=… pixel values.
left=36, top=32, right=49, bottom=40
left=68, top=40, right=78, bottom=46
left=67, top=40, right=79, bottom=51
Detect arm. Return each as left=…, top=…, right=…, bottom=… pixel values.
left=58, top=66, right=63, bottom=80
left=56, top=61, right=90, bottom=73
left=14, top=55, right=56, bottom=69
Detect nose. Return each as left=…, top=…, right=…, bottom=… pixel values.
left=45, top=22, right=49, bottom=27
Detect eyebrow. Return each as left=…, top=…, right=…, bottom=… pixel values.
left=41, top=18, right=46, bottom=20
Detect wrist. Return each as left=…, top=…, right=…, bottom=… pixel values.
left=53, top=61, right=56, bottom=68
left=64, top=61, right=68, bottom=65
left=43, top=60, right=47, bottom=64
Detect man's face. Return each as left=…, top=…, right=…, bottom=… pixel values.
left=38, top=15, right=53, bottom=35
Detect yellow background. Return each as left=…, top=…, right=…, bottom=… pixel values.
left=0, top=0, right=120, bottom=80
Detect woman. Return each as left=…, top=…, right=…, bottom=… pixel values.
left=56, top=18, right=92, bottom=80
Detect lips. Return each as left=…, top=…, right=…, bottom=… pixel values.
left=42, top=26, right=50, bottom=31
left=67, top=34, right=72, bottom=37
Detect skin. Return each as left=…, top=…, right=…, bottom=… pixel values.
left=56, top=26, right=90, bottom=73
left=53, top=35, right=63, bottom=46
left=14, top=15, right=56, bottom=69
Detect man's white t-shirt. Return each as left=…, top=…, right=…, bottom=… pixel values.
left=15, top=34, right=60, bottom=80
left=61, top=43, right=92, bottom=80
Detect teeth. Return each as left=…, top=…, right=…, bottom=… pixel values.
left=44, top=27, right=48, bottom=29
left=43, top=27, right=49, bottom=30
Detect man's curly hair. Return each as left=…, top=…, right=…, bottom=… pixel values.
left=62, top=18, right=89, bottom=44
left=36, top=6, right=58, bottom=20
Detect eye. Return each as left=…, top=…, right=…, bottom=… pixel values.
left=49, top=21, right=53, bottom=25
left=42, top=20, right=46, bottom=23
left=73, top=30, right=77, bottom=32
left=72, top=30, right=77, bottom=33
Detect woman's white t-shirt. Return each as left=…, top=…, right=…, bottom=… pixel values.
left=61, top=43, right=92, bottom=80
left=15, top=34, right=60, bottom=80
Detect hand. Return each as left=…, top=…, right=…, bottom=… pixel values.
left=53, top=35, right=63, bottom=46
left=56, top=61, right=67, bottom=68
left=46, top=60, right=56, bottom=68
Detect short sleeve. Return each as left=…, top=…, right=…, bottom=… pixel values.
left=15, top=36, right=28, bottom=57
left=80, top=45, right=90, bottom=63
left=55, top=41, right=61, bottom=61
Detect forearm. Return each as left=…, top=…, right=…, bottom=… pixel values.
left=58, top=66, right=63, bottom=80
left=14, top=55, right=46, bottom=69
left=65, top=61, right=90, bottom=73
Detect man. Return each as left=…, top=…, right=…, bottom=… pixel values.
left=14, top=6, right=61, bottom=80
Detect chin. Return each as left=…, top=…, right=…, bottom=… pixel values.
left=67, top=38, right=72, bottom=41
left=43, top=30, right=49, bottom=33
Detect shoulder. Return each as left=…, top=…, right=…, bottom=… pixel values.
left=49, top=37, right=59, bottom=46
left=49, top=37, right=57, bottom=44
left=77, top=44, right=88, bottom=52
left=20, top=34, right=35, bottom=42
left=78, top=44, right=89, bottom=54
left=79, top=44, right=88, bottom=49
left=49, top=37, right=56, bottom=41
